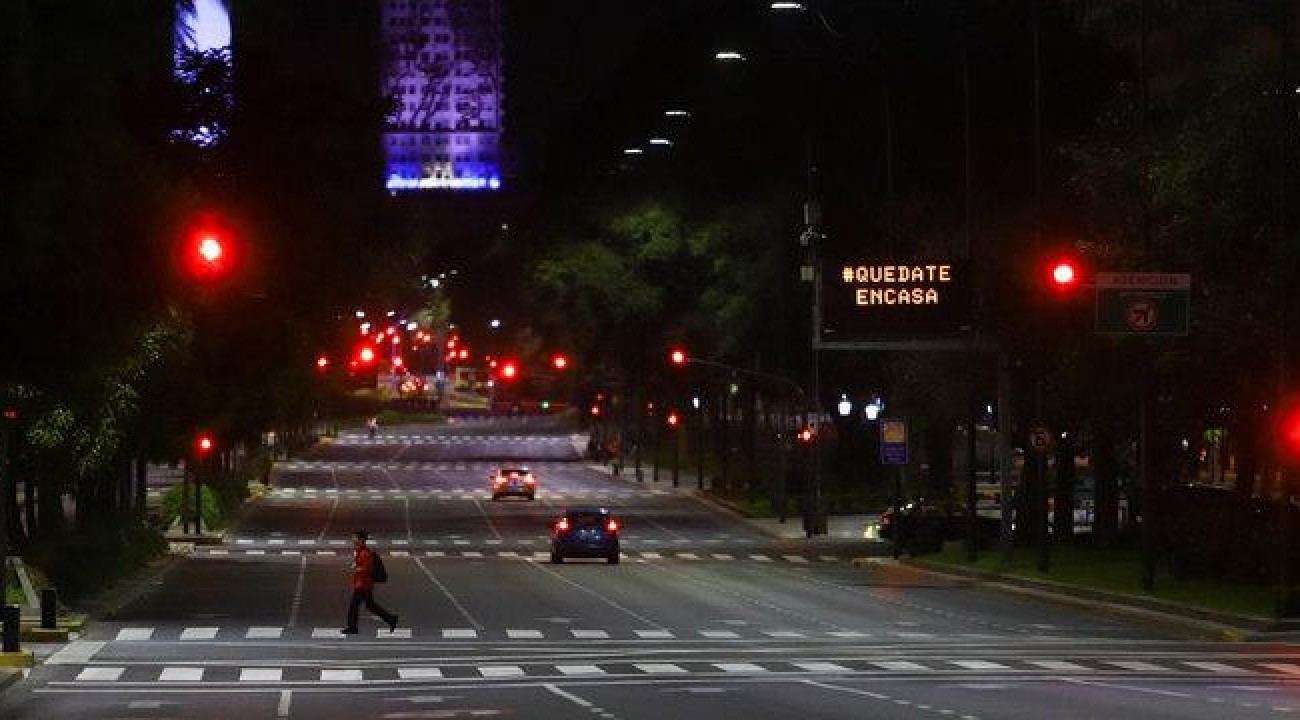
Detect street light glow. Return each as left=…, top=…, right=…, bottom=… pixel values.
left=648, top=137, right=673, bottom=146
left=837, top=394, right=852, bottom=417
left=714, top=50, right=746, bottom=62
left=664, top=109, right=691, bottom=118
left=623, top=147, right=644, bottom=155
left=770, top=1, right=806, bottom=10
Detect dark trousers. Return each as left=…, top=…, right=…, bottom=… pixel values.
left=346, top=588, right=396, bottom=630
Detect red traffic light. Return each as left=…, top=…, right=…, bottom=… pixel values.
left=1277, top=400, right=1300, bottom=465
left=357, top=345, right=376, bottom=364
left=670, top=348, right=687, bottom=367
left=552, top=354, right=569, bottom=370
left=315, top=355, right=329, bottom=370
left=666, top=410, right=681, bottom=428
left=590, top=404, right=601, bottom=417
left=1045, top=256, right=1081, bottom=291
left=797, top=425, right=815, bottom=444
left=196, top=432, right=214, bottom=455
left=500, top=361, right=518, bottom=380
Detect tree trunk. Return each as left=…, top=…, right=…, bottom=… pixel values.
left=1053, top=432, right=1077, bottom=543
left=36, top=463, right=65, bottom=540
left=1091, top=422, right=1118, bottom=546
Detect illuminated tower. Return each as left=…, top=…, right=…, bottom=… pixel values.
left=382, top=0, right=504, bottom=191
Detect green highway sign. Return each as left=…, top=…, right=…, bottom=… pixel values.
left=1095, top=272, right=1191, bottom=336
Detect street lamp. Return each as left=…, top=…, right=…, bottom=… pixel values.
left=714, top=50, right=746, bottom=62
left=837, top=394, right=852, bottom=418
left=864, top=396, right=884, bottom=421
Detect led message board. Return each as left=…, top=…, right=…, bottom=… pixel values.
left=821, top=260, right=971, bottom=338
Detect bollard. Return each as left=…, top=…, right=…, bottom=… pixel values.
left=1, top=605, right=19, bottom=653
left=41, top=588, right=57, bottom=630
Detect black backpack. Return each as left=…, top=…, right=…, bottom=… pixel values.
left=370, top=549, right=388, bottom=583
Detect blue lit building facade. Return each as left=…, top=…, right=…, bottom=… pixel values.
left=382, top=0, right=504, bottom=191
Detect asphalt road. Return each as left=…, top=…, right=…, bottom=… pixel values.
left=5, top=418, right=1300, bottom=719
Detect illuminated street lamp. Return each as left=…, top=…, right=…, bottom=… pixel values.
left=864, top=396, right=884, bottom=421
left=714, top=50, right=747, bottom=62
left=837, top=394, right=852, bottom=417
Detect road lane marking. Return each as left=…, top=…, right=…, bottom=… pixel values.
left=320, top=669, right=363, bottom=682
left=507, top=629, right=543, bottom=639
left=763, top=631, right=806, bottom=638
left=871, top=661, right=929, bottom=671
left=635, top=663, right=687, bottom=674
left=950, top=660, right=1010, bottom=671
left=716, top=663, right=766, bottom=673
left=1026, top=660, right=1089, bottom=672
left=116, top=628, right=154, bottom=641
left=1105, top=660, right=1169, bottom=672
left=557, top=665, right=605, bottom=675
left=160, top=667, right=204, bottom=682
left=442, top=628, right=478, bottom=639
left=47, top=641, right=106, bottom=665
left=240, top=668, right=282, bottom=682
left=1184, top=661, right=1248, bottom=674
left=288, top=553, right=308, bottom=629
left=277, top=689, right=292, bottom=718
left=794, top=662, right=851, bottom=673
left=1261, top=663, right=1300, bottom=675
left=545, top=683, right=594, bottom=708
left=479, top=666, right=525, bottom=678
left=414, top=558, right=483, bottom=630
left=700, top=631, right=740, bottom=639
left=398, top=667, right=443, bottom=679
left=571, top=630, right=610, bottom=639
left=635, top=630, right=674, bottom=639
left=246, top=627, right=283, bottom=639
left=312, top=628, right=343, bottom=638
left=76, top=667, right=124, bottom=682
left=180, top=627, right=218, bottom=641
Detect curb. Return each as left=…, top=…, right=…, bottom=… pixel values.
left=0, top=668, right=21, bottom=692
left=0, top=651, right=34, bottom=669
left=852, top=556, right=1270, bottom=641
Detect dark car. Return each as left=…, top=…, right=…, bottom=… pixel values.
left=878, top=501, right=951, bottom=554
left=489, top=466, right=536, bottom=500
left=550, top=506, right=621, bottom=564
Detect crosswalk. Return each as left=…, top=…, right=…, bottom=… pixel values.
left=54, top=656, right=1300, bottom=685
left=275, top=461, right=580, bottom=472
left=332, top=435, right=575, bottom=445
left=188, top=546, right=841, bottom=563
left=264, top=485, right=671, bottom=499
left=90, top=626, right=912, bottom=643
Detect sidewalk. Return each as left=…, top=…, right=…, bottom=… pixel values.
left=586, top=460, right=881, bottom=543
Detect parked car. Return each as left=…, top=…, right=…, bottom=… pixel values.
left=550, top=506, right=621, bottom=564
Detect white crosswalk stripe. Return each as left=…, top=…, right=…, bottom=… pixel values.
left=398, top=667, right=443, bottom=679
left=871, top=661, right=930, bottom=672
left=1027, top=660, right=1089, bottom=672
left=1184, top=661, right=1249, bottom=674
left=557, top=665, right=605, bottom=675
left=571, top=630, right=610, bottom=639
left=160, top=667, right=204, bottom=682
left=951, top=660, right=1011, bottom=671
left=635, top=663, right=688, bottom=674
left=507, top=629, right=543, bottom=639
left=180, top=627, right=218, bottom=641
left=716, top=663, right=767, bottom=673
left=77, top=667, right=124, bottom=682
left=1105, top=660, right=1169, bottom=672
left=320, top=669, right=363, bottom=682
left=246, top=627, right=283, bottom=639
left=116, top=628, right=154, bottom=641
left=635, top=630, right=675, bottom=639
left=479, top=666, right=526, bottom=678
left=794, top=662, right=852, bottom=673
left=239, top=668, right=282, bottom=682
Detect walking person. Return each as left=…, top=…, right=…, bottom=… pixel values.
left=342, top=530, right=398, bottom=634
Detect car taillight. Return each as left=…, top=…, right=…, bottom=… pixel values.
left=556, top=518, right=570, bottom=532
left=494, top=477, right=506, bottom=485
left=606, top=520, right=619, bottom=533
left=524, top=477, right=535, bottom=484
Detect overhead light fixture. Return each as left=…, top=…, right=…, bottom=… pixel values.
left=623, top=148, right=644, bottom=155
left=714, top=50, right=746, bottom=62
left=770, top=1, right=806, bottom=10
left=664, top=109, right=691, bottom=118
left=648, top=137, right=673, bottom=146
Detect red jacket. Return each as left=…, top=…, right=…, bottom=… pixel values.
left=352, top=546, right=375, bottom=590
